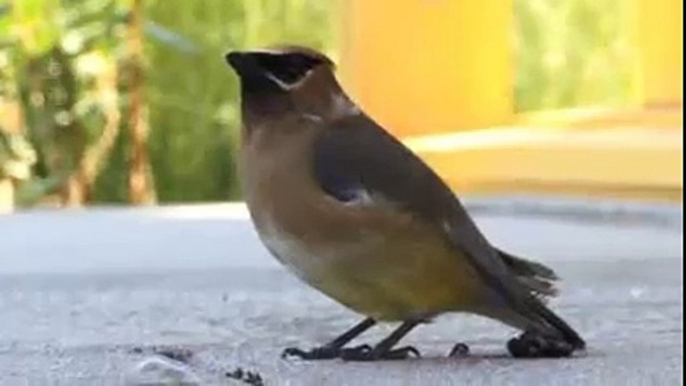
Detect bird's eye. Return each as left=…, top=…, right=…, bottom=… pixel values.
left=259, top=53, right=320, bottom=86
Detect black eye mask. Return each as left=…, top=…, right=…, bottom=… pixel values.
left=256, top=53, right=323, bottom=85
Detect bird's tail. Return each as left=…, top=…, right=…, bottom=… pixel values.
left=497, top=249, right=585, bottom=350
left=528, top=298, right=586, bottom=349
left=497, top=249, right=559, bottom=298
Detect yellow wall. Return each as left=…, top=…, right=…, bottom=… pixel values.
left=342, top=0, right=513, bottom=137
left=636, top=0, right=683, bottom=107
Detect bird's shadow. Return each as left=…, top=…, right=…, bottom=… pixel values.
left=286, top=349, right=599, bottom=367
left=417, top=350, right=596, bottom=363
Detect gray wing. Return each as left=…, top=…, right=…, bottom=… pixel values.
left=313, top=114, right=585, bottom=348
left=312, top=114, right=519, bottom=297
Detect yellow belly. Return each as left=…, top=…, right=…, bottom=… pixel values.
left=302, top=218, right=487, bottom=321
left=251, top=197, right=488, bottom=321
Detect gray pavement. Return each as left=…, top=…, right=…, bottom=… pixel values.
left=0, top=197, right=683, bottom=385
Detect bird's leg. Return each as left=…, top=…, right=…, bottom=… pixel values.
left=340, top=320, right=422, bottom=361
left=282, top=318, right=376, bottom=360
left=507, top=331, right=576, bottom=358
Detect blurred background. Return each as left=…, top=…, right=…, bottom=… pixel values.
left=0, top=0, right=682, bottom=211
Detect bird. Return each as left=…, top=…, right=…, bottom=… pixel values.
left=224, top=45, right=586, bottom=361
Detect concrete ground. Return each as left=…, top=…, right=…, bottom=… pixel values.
left=0, top=197, right=683, bottom=385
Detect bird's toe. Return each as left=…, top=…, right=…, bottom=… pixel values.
left=281, top=345, right=339, bottom=360
left=341, top=345, right=420, bottom=361
left=448, top=342, right=470, bottom=358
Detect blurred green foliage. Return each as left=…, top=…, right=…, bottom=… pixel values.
left=514, top=0, right=633, bottom=111
left=0, top=131, right=36, bottom=180
left=1, top=0, right=631, bottom=206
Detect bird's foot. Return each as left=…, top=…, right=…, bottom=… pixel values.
left=507, top=331, right=575, bottom=358
left=281, top=344, right=372, bottom=360
left=448, top=342, right=470, bottom=358
left=340, top=345, right=421, bottom=361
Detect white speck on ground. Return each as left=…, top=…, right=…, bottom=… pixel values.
left=126, top=355, right=203, bottom=386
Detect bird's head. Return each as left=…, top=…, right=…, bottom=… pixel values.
left=225, top=46, right=355, bottom=126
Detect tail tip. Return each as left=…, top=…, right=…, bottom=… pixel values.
left=508, top=331, right=587, bottom=358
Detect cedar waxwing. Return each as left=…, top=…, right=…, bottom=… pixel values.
left=224, top=46, right=585, bottom=361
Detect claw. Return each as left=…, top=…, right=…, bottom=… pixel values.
left=281, top=346, right=336, bottom=360
left=281, top=347, right=301, bottom=359
left=341, top=345, right=421, bottom=361
left=281, top=344, right=372, bottom=360
left=388, top=346, right=421, bottom=360
left=448, top=343, right=470, bottom=357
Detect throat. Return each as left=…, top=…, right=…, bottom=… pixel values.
left=241, top=92, right=292, bottom=128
